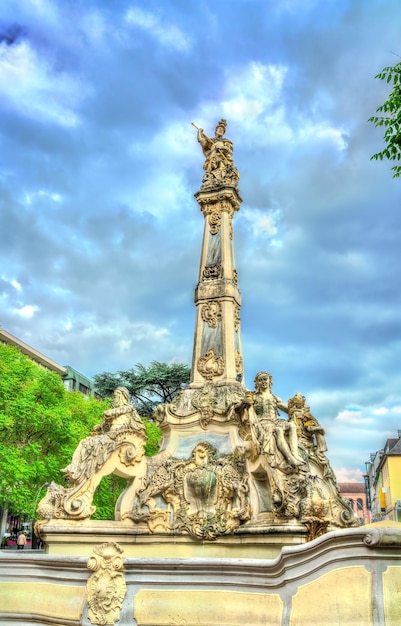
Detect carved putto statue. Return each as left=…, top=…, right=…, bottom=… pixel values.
left=193, top=119, right=240, bottom=190
left=288, top=392, right=328, bottom=464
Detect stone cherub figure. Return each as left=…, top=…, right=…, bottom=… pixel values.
left=246, top=371, right=305, bottom=470
left=287, top=392, right=328, bottom=464
left=192, top=119, right=240, bottom=190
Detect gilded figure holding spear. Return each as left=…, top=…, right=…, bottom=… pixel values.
left=192, top=119, right=239, bottom=190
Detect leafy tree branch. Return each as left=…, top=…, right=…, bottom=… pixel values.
left=369, top=61, right=401, bottom=178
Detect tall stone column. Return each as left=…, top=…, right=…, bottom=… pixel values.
left=190, top=120, right=244, bottom=387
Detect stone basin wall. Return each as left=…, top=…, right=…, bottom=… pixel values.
left=0, top=525, right=400, bottom=626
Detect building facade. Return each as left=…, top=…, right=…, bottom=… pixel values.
left=365, top=432, right=401, bottom=523
left=338, top=482, right=370, bottom=525
left=0, top=327, right=97, bottom=397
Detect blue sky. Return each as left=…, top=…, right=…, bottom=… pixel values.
left=1, top=0, right=401, bottom=481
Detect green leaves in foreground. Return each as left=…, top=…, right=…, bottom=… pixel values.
left=369, top=61, right=401, bottom=178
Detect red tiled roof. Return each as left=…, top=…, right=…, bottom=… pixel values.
left=338, top=482, right=365, bottom=493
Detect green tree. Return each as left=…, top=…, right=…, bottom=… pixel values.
left=94, top=361, right=191, bottom=417
left=0, top=343, right=109, bottom=531
left=369, top=61, right=401, bottom=178
left=0, top=343, right=163, bottom=527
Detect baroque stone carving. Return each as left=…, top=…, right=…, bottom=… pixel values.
left=288, top=392, right=328, bottom=465
left=208, top=210, right=221, bottom=234
left=165, top=383, right=247, bottom=422
left=192, top=383, right=219, bottom=428
left=35, top=373, right=358, bottom=542
left=235, top=350, right=243, bottom=375
left=197, top=349, right=225, bottom=381
left=202, top=263, right=223, bottom=280
left=196, top=190, right=241, bottom=215
left=124, top=443, right=250, bottom=540
left=234, top=303, right=241, bottom=331
left=247, top=372, right=305, bottom=471
left=36, top=387, right=147, bottom=525
left=236, top=372, right=359, bottom=531
left=86, top=542, right=126, bottom=626
left=193, top=119, right=240, bottom=191
left=201, top=300, right=222, bottom=328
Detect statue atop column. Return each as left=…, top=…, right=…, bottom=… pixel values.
left=192, top=119, right=240, bottom=190
left=34, top=119, right=360, bottom=550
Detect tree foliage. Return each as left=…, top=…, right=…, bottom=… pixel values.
left=0, top=343, right=108, bottom=521
left=0, top=343, right=163, bottom=523
left=369, top=61, right=401, bottom=178
left=93, top=361, right=191, bottom=417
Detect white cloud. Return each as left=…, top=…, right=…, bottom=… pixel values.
left=298, top=122, right=348, bottom=151
left=25, top=190, right=63, bottom=206
left=334, top=467, right=365, bottom=483
left=128, top=170, right=191, bottom=218
left=241, top=206, right=283, bottom=246
left=195, top=61, right=347, bottom=154
left=373, top=407, right=389, bottom=416
left=0, top=40, right=87, bottom=126
left=125, top=7, right=192, bottom=51
left=2, top=276, right=22, bottom=292
left=13, top=305, right=39, bottom=319
left=337, top=409, right=374, bottom=425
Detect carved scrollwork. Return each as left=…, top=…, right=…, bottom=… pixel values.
left=197, top=349, right=225, bottom=381
left=86, top=542, right=126, bottom=626
left=208, top=210, right=221, bottom=234
left=35, top=387, right=147, bottom=525
left=201, top=300, right=222, bottom=328
left=192, top=383, right=219, bottom=429
left=125, top=443, right=250, bottom=540
left=364, top=529, right=401, bottom=547
left=202, top=263, right=223, bottom=280
left=196, top=190, right=241, bottom=215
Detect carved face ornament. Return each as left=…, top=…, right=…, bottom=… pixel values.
left=255, top=372, right=272, bottom=392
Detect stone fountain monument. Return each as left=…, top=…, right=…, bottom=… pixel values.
left=2, top=121, right=401, bottom=626
left=35, top=119, right=357, bottom=557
